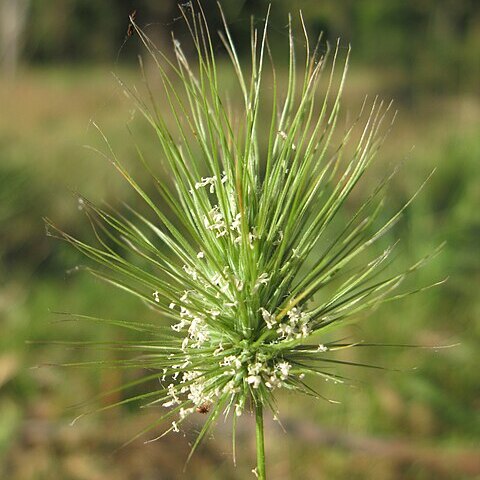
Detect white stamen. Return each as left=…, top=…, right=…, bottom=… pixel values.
left=259, top=308, right=277, bottom=329
left=246, top=375, right=261, bottom=389
left=253, top=273, right=270, bottom=293
left=230, top=213, right=242, bottom=232
left=195, top=175, right=217, bottom=193
left=276, top=361, right=291, bottom=380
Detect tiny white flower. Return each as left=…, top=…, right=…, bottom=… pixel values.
left=259, top=308, right=277, bottom=329
left=246, top=375, right=262, bottom=389
left=213, top=343, right=224, bottom=356
left=171, top=320, right=187, bottom=332
left=253, top=273, right=270, bottom=293
left=276, top=323, right=293, bottom=339
left=183, top=265, right=198, bottom=280
left=248, top=229, right=258, bottom=249
left=230, top=213, right=242, bottom=232
left=276, top=361, right=291, bottom=380
left=179, top=407, right=194, bottom=420
left=195, top=175, right=217, bottom=193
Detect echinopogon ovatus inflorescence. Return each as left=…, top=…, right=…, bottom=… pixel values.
left=45, top=3, right=444, bottom=478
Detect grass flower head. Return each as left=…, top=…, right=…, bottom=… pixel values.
left=46, top=4, right=444, bottom=478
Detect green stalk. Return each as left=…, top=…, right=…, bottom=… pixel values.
left=255, top=402, right=267, bottom=479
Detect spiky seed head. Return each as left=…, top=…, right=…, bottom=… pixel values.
left=46, top=3, right=443, bottom=457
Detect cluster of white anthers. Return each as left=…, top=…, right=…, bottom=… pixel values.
left=260, top=306, right=311, bottom=341
left=161, top=348, right=301, bottom=421
left=194, top=172, right=261, bottom=247
left=194, top=171, right=227, bottom=194
left=203, top=205, right=258, bottom=248
left=153, top=171, right=330, bottom=428
left=157, top=304, right=321, bottom=422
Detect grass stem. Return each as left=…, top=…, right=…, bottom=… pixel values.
left=255, top=402, right=266, bottom=479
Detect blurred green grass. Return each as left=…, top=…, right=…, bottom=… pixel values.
left=0, top=65, right=479, bottom=479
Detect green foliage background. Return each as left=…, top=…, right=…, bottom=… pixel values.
left=24, top=0, right=480, bottom=90
left=0, top=1, right=479, bottom=479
